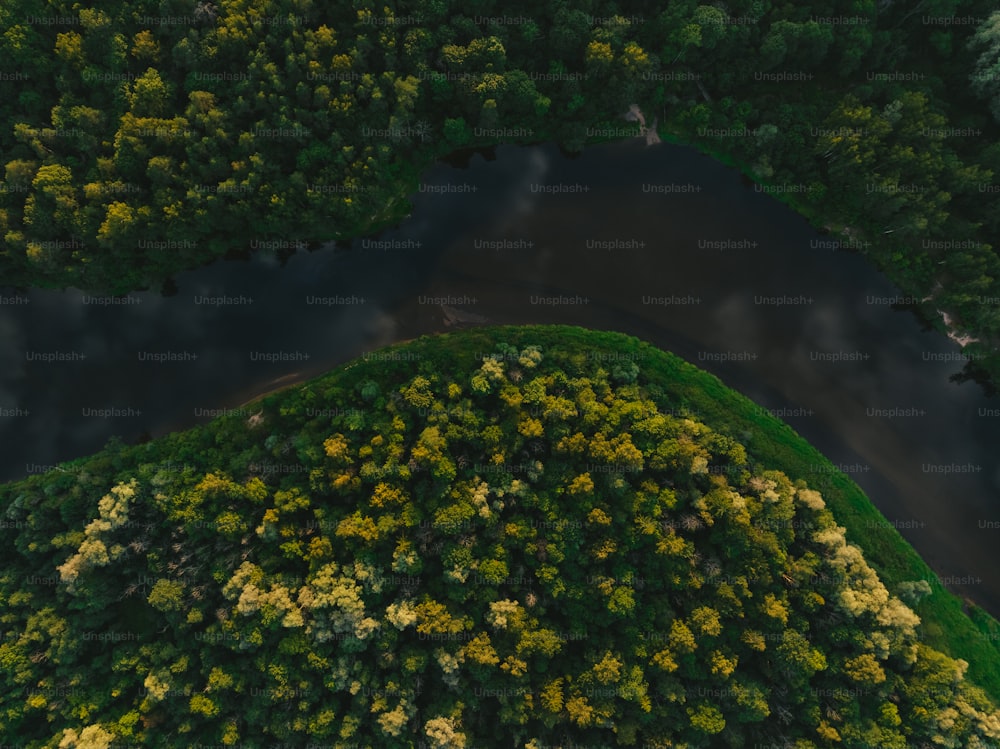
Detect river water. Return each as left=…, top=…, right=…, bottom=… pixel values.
left=1, top=138, right=998, bottom=615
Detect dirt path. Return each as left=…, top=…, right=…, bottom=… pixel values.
left=623, top=103, right=662, bottom=145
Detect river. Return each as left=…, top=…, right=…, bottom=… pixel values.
left=1, top=138, right=998, bottom=616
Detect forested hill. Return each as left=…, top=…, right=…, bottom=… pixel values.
left=3, top=1, right=1000, bottom=388
left=1, top=326, right=998, bottom=747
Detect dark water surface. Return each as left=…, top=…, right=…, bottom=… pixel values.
left=1, top=139, right=998, bottom=615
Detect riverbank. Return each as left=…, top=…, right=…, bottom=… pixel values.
left=616, top=119, right=1000, bottom=380
left=232, top=336, right=424, bottom=410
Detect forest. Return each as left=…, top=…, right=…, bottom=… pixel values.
left=0, top=325, right=998, bottom=747
left=2, top=0, right=1000, bottom=387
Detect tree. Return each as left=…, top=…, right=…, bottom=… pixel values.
left=844, top=653, right=887, bottom=687
left=323, top=433, right=353, bottom=463
left=189, top=693, right=220, bottom=717
left=424, top=716, right=466, bottom=748
left=970, top=11, right=1000, bottom=123
left=585, top=40, right=615, bottom=74
left=693, top=6, right=727, bottom=50
left=97, top=201, right=141, bottom=244
left=131, top=30, right=160, bottom=63
left=592, top=651, right=623, bottom=683
left=896, top=579, right=932, bottom=606
left=393, top=75, right=421, bottom=115
left=466, top=36, right=507, bottom=72
left=687, top=703, right=726, bottom=734
left=54, top=31, right=86, bottom=68
left=148, top=579, right=186, bottom=613
left=57, top=480, right=137, bottom=591
left=416, top=598, right=467, bottom=635
left=24, top=164, right=80, bottom=238
left=444, top=117, right=472, bottom=147
left=464, top=632, right=500, bottom=666
left=666, top=23, right=702, bottom=64
left=540, top=678, right=564, bottom=712
left=377, top=702, right=411, bottom=736
left=500, top=70, right=549, bottom=119
left=759, top=26, right=787, bottom=69
left=762, top=21, right=833, bottom=69
left=410, top=426, right=456, bottom=481
left=669, top=618, right=697, bottom=654
left=773, top=630, right=827, bottom=685
left=58, top=725, right=115, bottom=748
left=402, top=376, right=435, bottom=408
left=550, top=8, right=590, bottom=59
left=565, top=695, right=595, bottom=726
left=690, top=606, right=723, bottom=636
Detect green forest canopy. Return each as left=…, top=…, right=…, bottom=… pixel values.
left=1, top=325, right=998, bottom=747
left=3, top=0, right=1000, bottom=388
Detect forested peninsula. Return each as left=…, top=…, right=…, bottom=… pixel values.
left=2, top=1, right=1000, bottom=387
left=1, top=326, right=998, bottom=747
